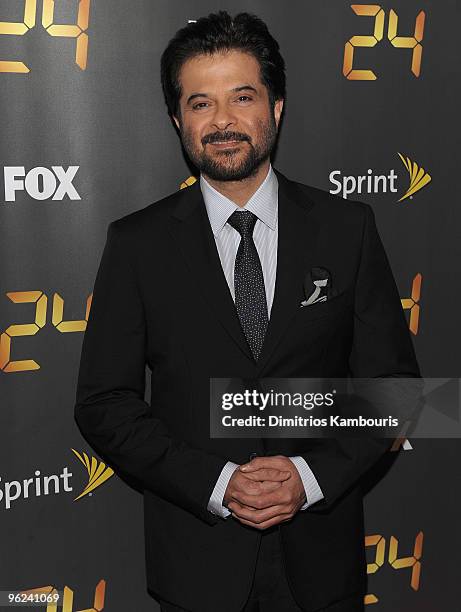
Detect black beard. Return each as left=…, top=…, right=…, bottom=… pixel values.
left=179, top=115, right=278, bottom=182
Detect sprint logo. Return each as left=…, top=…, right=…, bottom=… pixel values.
left=71, top=448, right=114, bottom=501
left=396, top=153, right=432, bottom=202
left=0, top=451, right=113, bottom=510
left=329, top=153, right=431, bottom=201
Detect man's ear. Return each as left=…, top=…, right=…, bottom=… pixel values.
left=274, top=99, right=284, bottom=128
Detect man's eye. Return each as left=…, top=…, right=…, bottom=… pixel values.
left=192, top=102, right=209, bottom=110
left=237, top=96, right=252, bottom=102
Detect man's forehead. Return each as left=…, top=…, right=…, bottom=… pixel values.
left=179, top=51, right=262, bottom=91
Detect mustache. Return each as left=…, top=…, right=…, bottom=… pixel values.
left=202, top=131, right=251, bottom=145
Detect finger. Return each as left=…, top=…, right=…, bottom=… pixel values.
left=236, top=478, right=264, bottom=495
left=231, top=489, right=286, bottom=510
left=234, top=477, right=282, bottom=497
left=234, top=483, right=293, bottom=509
left=259, top=480, right=285, bottom=492
left=229, top=482, right=281, bottom=507
left=228, top=495, right=264, bottom=510
left=228, top=501, right=287, bottom=522
left=235, top=479, right=282, bottom=498
left=241, top=468, right=291, bottom=482
left=240, top=456, right=286, bottom=472
left=232, top=511, right=293, bottom=530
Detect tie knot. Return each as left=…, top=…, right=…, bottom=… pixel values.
left=227, top=209, right=258, bottom=237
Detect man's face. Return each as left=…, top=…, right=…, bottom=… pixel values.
left=173, top=50, right=283, bottom=181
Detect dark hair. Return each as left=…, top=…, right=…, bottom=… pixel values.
left=160, top=11, right=286, bottom=120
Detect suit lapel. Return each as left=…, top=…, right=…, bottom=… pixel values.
left=167, top=179, right=254, bottom=362
left=166, top=168, right=319, bottom=369
left=255, top=169, right=319, bottom=375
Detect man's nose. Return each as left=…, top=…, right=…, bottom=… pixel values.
left=211, top=104, right=237, bottom=131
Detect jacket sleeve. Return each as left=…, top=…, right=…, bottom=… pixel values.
left=74, top=221, right=228, bottom=525
left=299, top=202, right=422, bottom=512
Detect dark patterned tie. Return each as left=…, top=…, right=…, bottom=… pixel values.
left=227, top=210, right=269, bottom=361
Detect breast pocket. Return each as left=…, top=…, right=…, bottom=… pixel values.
left=296, top=287, right=353, bottom=324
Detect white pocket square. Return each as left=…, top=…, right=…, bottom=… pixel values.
left=300, top=278, right=329, bottom=307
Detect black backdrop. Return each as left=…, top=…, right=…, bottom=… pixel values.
left=1, top=1, right=460, bottom=610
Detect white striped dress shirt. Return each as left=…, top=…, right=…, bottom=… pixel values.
left=199, top=163, right=324, bottom=518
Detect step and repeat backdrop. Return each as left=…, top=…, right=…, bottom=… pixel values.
left=1, top=1, right=460, bottom=610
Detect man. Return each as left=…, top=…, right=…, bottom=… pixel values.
left=74, top=11, right=420, bottom=612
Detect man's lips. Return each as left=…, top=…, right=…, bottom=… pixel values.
left=208, top=140, right=245, bottom=148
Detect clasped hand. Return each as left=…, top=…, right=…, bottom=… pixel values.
left=223, top=455, right=306, bottom=530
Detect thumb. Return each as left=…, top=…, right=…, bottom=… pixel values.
left=240, top=463, right=256, bottom=472
left=240, top=459, right=267, bottom=472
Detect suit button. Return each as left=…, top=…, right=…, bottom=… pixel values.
left=249, top=452, right=258, bottom=461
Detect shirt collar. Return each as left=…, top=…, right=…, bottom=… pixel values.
left=200, top=163, right=278, bottom=237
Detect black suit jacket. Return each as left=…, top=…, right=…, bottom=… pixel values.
left=74, top=168, right=421, bottom=612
